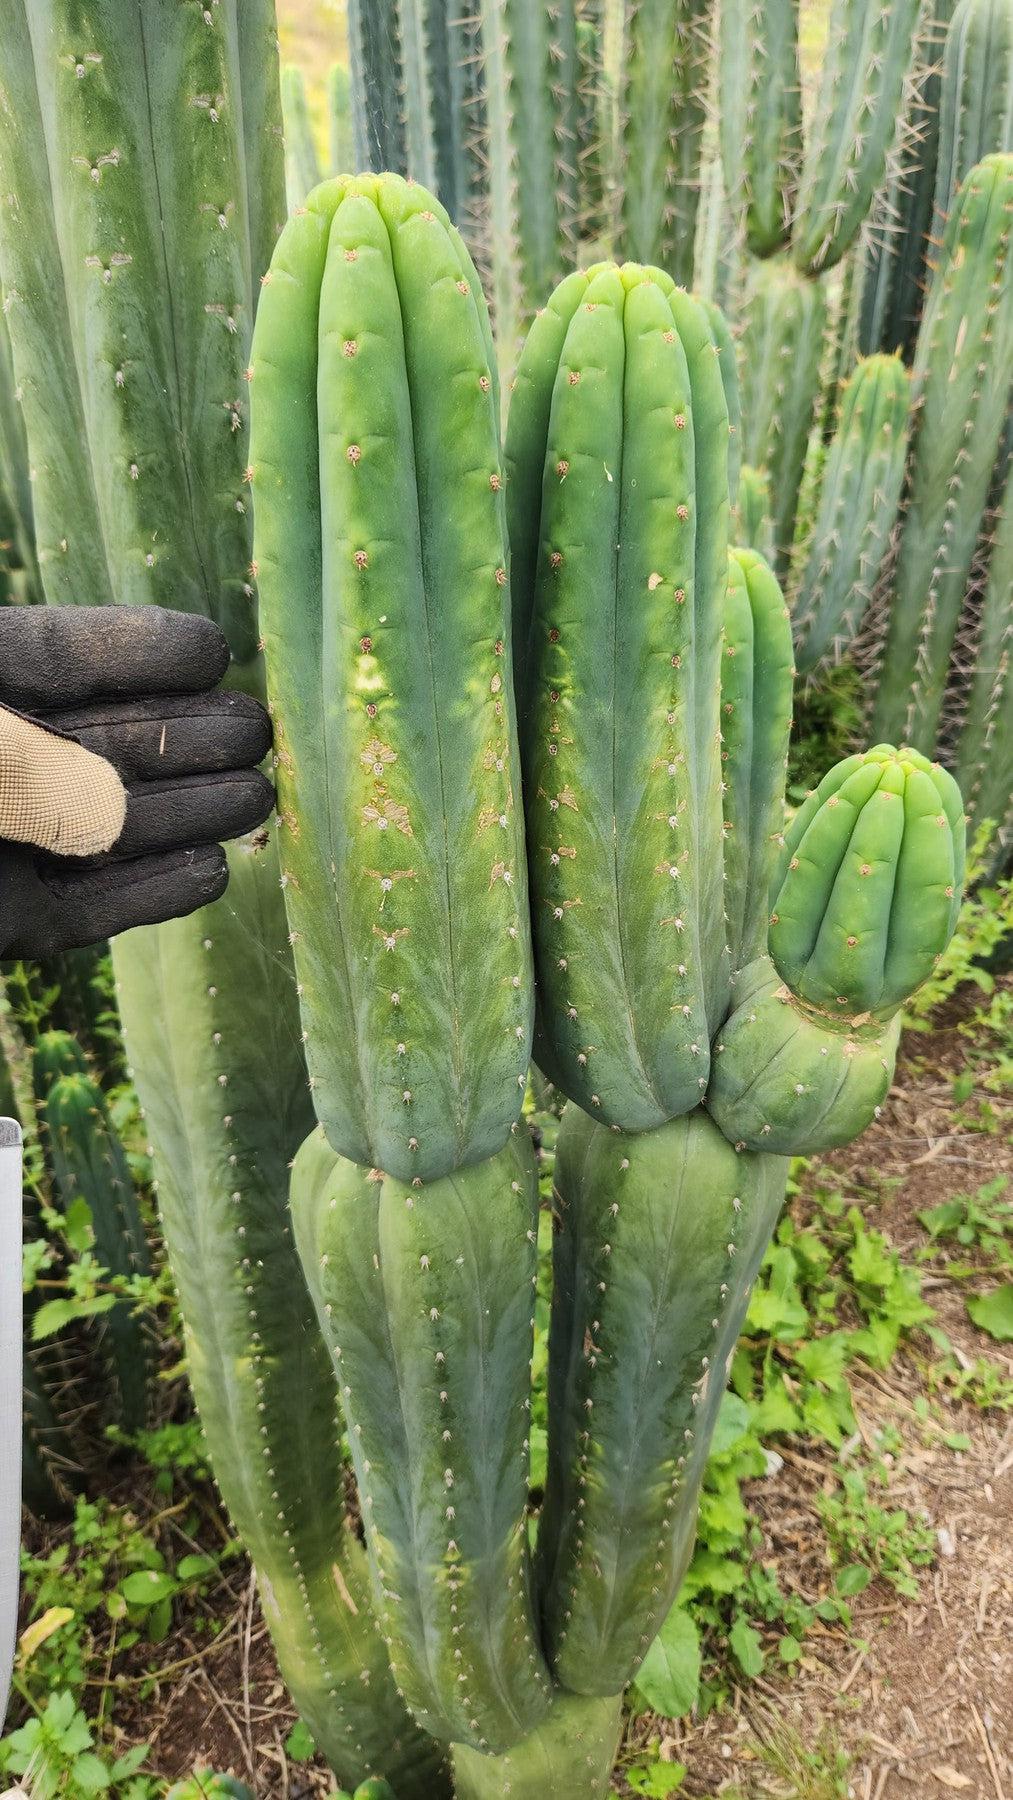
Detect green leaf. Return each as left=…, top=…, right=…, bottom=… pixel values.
left=778, top=1634, right=802, bottom=1663
left=708, top=1392, right=754, bottom=1457
left=30, top=1298, right=79, bottom=1340
left=120, top=1570, right=177, bottom=1607
left=918, top=1200, right=965, bottom=1239
left=967, top=1284, right=1013, bottom=1342
left=175, top=1554, right=217, bottom=1582
left=728, top=1615, right=764, bottom=1678
left=72, top=1751, right=113, bottom=1792
left=111, top=1745, right=151, bottom=1780
left=627, top=1762, right=687, bottom=1795
left=285, top=1720, right=316, bottom=1761
left=835, top=1563, right=872, bottom=1597
left=62, top=1195, right=95, bottom=1253
left=633, top=1607, right=701, bottom=1719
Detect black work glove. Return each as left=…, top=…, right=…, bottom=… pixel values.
left=0, top=607, right=274, bottom=959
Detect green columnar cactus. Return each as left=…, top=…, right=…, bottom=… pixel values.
left=0, top=304, right=39, bottom=605
left=738, top=257, right=828, bottom=573
left=574, top=5, right=609, bottom=246
left=708, top=745, right=965, bottom=1152
left=329, top=64, right=354, bottom=175
left=506, top=261, right=730, bottom=1132
left=114, top=838, right=450, bottom=1799
left=955, top=459, right=1013, bottom=853
left=792, top=0, right=923, bottom=274
left=792, top=355, right=910, bottom=673
left=452, top=1693, right=624, bottom=1799
left=282, top=65, right=323, bottom=208
left=703, top=298, right=743, bottom=507
left=871, top=155, right=1013, bottom=751
left=858, top=0, right=957, bottom=360
left=721, top=549, right=795, bottom=972
left=733, top=466, right=775, bottom=562
left=617, top=0, right=709, bottom=286
left=348, top=0, right=408, bottom=174
left=718, top=0, right=803, bottom=257
left=22, top=1355, right=78, bottom=1521
left=40, top=1058, right=151, bottom=1432
left=250, top=173, right=532, bottom=1183
left=537, top=1105, right=788, bottom=1694
left=31, top=1029, right=88, bottom=1098
left=291, top=1124, right=551, bottom=1752
left=932, top=0, right=1013, bottom=235
left=0, top=0, right=286, bottom=689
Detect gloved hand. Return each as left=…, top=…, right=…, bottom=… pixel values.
left=0, top=606, right=274, bottom=959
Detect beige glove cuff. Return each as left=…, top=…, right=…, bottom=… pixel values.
left=0, top=704, right=126, bottom=857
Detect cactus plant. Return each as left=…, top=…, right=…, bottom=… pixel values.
left=0, top=0, right=285, bottom=689
left=329, top=64, right=354, bottom=176
left=871, top=154, right=1013, bottom=751
left=250, top=172, right=532, bottom=1183
left=617, top=0, right=709, bottom=285
left=708, top=744, right=965, bottom=1151
left=733, top=466, right=775, bottom=562
left=738, top=256, right=828, bottom=575
left=932, top=0, right=1013, bottom=235
left=954, top=458, right=1013, bottom=855
left=506, top=261, right=731, bottom=1132
left=348, top=0, right=408, bottom=175
left=114, top=838, right=451, bottom=1798
left=291, top=1123, right=551, bottom=1751
left=792, top=0, right=923, bottom=275
left=792, top=355, right=910, bottom=673
left=282, top=65, right=323, bottom=208
left=718, top=0, right=803, bottom=257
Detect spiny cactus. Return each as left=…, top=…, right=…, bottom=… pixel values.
left=251, top=173, right=532, bottom=1183
left=452, top=1695, right=624, bottom=1800
left=871, top=154, right=1013, bottom=752
left=0, top=303, right=38, bottom=605
left=348, top=0, right=408, bottom=175
left=954, top=458, right=1013, bottom=854
left=932, top=0, right=1013, bottom=235
left=708, top=745, right=965, bottom=1152
left=114, top=839, right=450, bottom=1799
left=0, top=1, right=286, bottom=689
left=537, top=1105, right=788, bottom=1693
left=39, top=1052, right=151, bottom=1431
left=506, top=261, right=730, bottom=1131
left=721, top=548, right=795, bottom=973
left=291, top=1123, right=551, bottom=1752
left=858, top=0, right=957, bottom=360
left=792, top=354, right=910, bottom=673
left=733, top=465, right=775, bottom=562
left=282, top=64, right=322, bottom=208
left=617, top=0, right=710, bottom=286
left=718, top=0, right=803, bottom=257
left=792, top=0, right=923, bottom=275
left=22, top=1353, right=79, bottom=1521
left=738, top=257, right=828, bottom=573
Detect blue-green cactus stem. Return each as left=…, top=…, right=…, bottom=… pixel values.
left=0, top=304, right=39, bottom=603
left=348, top=0, right=408, bottom=174
left=453, top=1692, right=624, bottom=1800
left=282, top=65, right=322, bottom=209
left=329, top=64, right=354, bottom=175
left=22, top=1354, right=78, bottom=1521
left=706, top=957, right=902, bottom=1154
left=0, top=1, right=286, bottom=687
left=113, top=837, right=450, bottom=1798
left=954, top=455, right=1013, bottom=854
left=792, top=355, right=910, bottom=673
left=721, top=549, right=795, bottom=972
left=507, top=262, right=730, bottom=1131
left=718, top=0, right=802, bottom=257
left=733, top=466, right=775, bottom=563
left=617, top=0, right=710, bottom=286
left=932, top=0, right=1013, bottom=236
left=769, top=744, right=965, bottom=1017
left=290, top=1123, right=552, bottom=1753
left=738, top=256, right=828, bottom=575
left=858, top=0, right=957, bottom=360
left=870, top=155, right=1013, bottom=751
left=793, top=0, right=923, bottom=275
left=251, top=174, right=533, bottom=1183
left=703, top=297, right=742, bottom=507
left=537, top=1104, right=788, bottom=1693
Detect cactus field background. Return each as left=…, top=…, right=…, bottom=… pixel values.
left=0, top=1, right=1010, bottom=1798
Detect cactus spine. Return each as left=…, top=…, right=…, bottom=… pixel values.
left=507, top=262, right=730, bottom=1132
left=617, top=0, right=709, bottom=286
left=792, top=355, right=910, bottom=673
left=348, top=0, right=408, bottom=175
left=932, top=0, right=1013, bottom=233
left=792, top=0, right=923, bottom=275
left=871, top=155, right=1013, bottom=751
left=291, top=1125, right=551, bottom=1751
left=114, top=840, right=450, bottom=1799
left=718, top=0, right=803, bottom=257
left=251, top=174, right=532, bottom=1183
